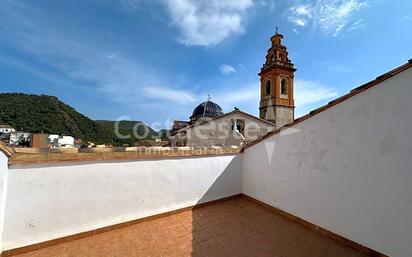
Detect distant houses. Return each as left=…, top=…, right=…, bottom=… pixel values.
left=48, top=135, right=75, bottom=148
left=9, top=132, right=32, bottom=146
left=0, top=126, right=75, bottom=148
left=0, top=124, right=15, bottom=134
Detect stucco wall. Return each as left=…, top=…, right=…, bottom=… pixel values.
left=0, top=152, right=8, bottom=253
left=243, top=68, right=412, bottom=257
left=3, top=154, right=242, bottom=250
left=274, top=106, right=294, bottom=129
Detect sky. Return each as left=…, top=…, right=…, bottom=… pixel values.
left=0, top=0, right=411, bottom=129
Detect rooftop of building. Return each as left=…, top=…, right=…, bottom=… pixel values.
left=171, top=108, right=275, bottom=136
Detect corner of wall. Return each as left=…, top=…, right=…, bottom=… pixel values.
left=0, top=152, right=9, bottom=254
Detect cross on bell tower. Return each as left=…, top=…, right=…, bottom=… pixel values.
left=259, top=29, right=296, bottom=128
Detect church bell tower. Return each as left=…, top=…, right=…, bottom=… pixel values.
left=259, top=29, right=296, bottom=128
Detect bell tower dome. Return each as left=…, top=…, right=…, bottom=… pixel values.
left=259, top=29, right=296, bottom=128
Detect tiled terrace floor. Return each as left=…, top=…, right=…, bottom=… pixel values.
left=12, top=197, right=369, bottom=257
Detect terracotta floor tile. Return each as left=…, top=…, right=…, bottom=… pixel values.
left=320, top=243, right=362, bottom=257
left=35, top=244, right=65, bottom=257
left=289, top=241, right=326, bottom=257
left=192, top=230, right=212, bottom=243
left=197, top=237, right=224, bottom=254
left=62, top=238, right=90, bottom=257
left=10, top=198, right=372, bottom=257
left=10, top=251, right=39, bottom=257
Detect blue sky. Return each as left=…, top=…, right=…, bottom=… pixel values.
left=0, top=0, right=411, bottom=129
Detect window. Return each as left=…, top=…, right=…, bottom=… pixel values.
left=266, top=54, right=274, bottom=64
left=231, top=119, right=245, bottom=134
left=281, top=78, right=289, bottom=96
left=265, top=80, right=271, bottom=96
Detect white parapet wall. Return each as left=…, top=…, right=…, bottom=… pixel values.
left=3, top=154, right=242, bottom=250
left=243, top=67, right=412, bottom=257
left=0, top=151, right=9, bottom=254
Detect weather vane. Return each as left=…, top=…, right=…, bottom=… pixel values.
left=207, top=94, right=211, bottom=101
left=275, top=26, right=279, bottom=34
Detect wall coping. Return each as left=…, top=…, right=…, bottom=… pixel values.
left=0, top=141, right=14, bottom=158
left=8, top=146, right=241, bottom=167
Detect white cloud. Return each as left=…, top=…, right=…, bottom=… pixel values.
left=165, top=0, right=253, bottom=46
left=347, top=19, right=365, bottom=32
left=287, top=4, right=313, bottom=27
left=0, top=0, right=193, bottom=112
left=319, top=0, right=367, bottom=36
left=143, top=86, right=197, bottom=104
left=219, top=64, right=236, bottom=75
left=287, top=0, right=368, bottom=36
left=294, top=79, right=338, bottom=107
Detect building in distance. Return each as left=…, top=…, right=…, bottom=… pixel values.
left=0, top=124, right=16, bottom=134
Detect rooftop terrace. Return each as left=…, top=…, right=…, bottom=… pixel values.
left=5, top=196, right=369, bottom=257
left=1, top=62, right=411, bottom=257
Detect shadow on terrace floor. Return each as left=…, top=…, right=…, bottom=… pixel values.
left=9, top=155, right=370, bottom=257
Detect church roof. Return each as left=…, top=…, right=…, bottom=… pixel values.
left=171, top=109, right=275, bottom=136
left=191, top=100, right=224, bottom=119
left=242, top=59, right=412, bottom=151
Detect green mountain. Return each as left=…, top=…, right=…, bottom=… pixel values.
left=0, top=93, right=161, bottom=145
left=95, top=120, right=163, bottom=141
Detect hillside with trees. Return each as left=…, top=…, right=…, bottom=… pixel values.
left=0, top=93, right=161, bottom=145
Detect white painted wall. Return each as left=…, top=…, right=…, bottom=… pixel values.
left=0, top=151, right=8, bottom=254
left=243, top=68, right=412, bottom=257
left=3, top=155, right=242, bottom=249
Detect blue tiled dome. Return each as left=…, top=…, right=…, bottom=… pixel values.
left=190, top=100, right=224, bottom=120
